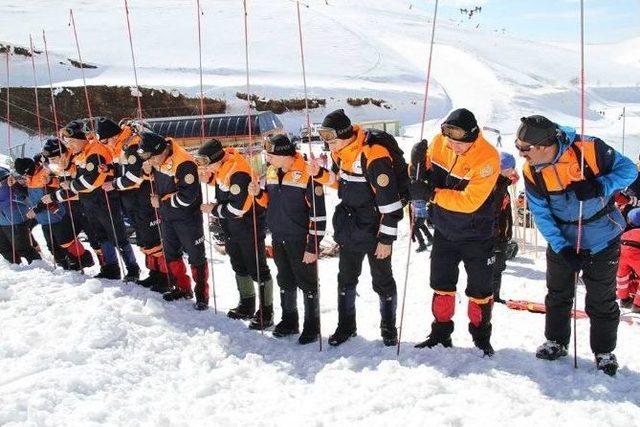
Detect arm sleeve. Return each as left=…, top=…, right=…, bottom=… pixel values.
left=305, top=178, right=327, bottom=252
left=68, top=153, right=106, bottom=194
left=218, top=171, right=253, bottom=218
left=433, top=156, right=500, bottom=214
left=162, top=161, right=201, bottom=210
left=114, top=146, right=145, bottom=190
left=593, top=139, right=638, bottom=198
left=367, top=156, right=404, bottom=244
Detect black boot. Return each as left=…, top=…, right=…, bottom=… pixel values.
left=162, top=286, right=194, bottom=301
left=150, top=271, right=171, bottom=294
left=469, top=302, right=494, bottom=356
left=380, top=293, right=398, bottom=346
left=415, top=321, right=454, bottom=348
left=328, top=287, right=357, bottom=346
left=123, top=265, right=141, bottom=282
left=535, top=340, right=568, bottom=361
left=415, top=242, right=427, bottom=253
left=249, top=305, right=274, bottom=330
left=249, top=279, right=274, bottom=330
left=619, top=297, right=633, bottom=309
left=137, top=271, right=156, bottom=288
left=79, top=250, right=95, bottom=268
left=299, top=291, right=320, bottom=345
left=228, top=297, right=256, bottom=320
left=273, top=288, right=299, bottom=337
left=595, top=353, right=618, bottom=376
left=95, top=263, right=121, bottom=280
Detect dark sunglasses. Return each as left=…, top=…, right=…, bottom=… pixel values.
left=514, top=139, right=534, bottom=152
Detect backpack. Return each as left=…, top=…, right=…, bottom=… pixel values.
left=364, top=129, right=411, bottom=204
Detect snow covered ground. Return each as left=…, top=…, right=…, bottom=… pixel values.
left=1, top=0, right=640, bottom=425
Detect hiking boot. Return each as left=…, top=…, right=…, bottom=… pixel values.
left=328, top=315, right=357, bottom=346
left=249, top=306, right=274, bottom=330
left=273, top=311, right=300, bottom=337
left=193, top=301, right=209, bottom=311
left=595, top=353, right=618, bottom=376
left=298, top=292, right=320, bottom=345
left=415, top=243, right=427, bottom=253
left=162, top=288, right=193, bottom=301
left=94, top=263, right=121, bottom=280
left=415, top=335, right=453, bottom=349
left=535, top=340, right=568, bottom=360
left=474, top=339, right=495, bottom=357
left=227, top=297, right=256, bottom=320
left=137, top=273, right=156, bottom=288
left=123, top=265, right=141, bottom=282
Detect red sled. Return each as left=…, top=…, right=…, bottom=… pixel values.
left=506, top=299, right=639, bottom=326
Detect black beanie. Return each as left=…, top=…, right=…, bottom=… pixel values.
left=14, top=157, right=36, bottom=176
left=61, top=119, right=87, bottom=140
left=442, top=108, right=479, bottom=142
left=266, top=134, right=296, bottom=156
left=93, top=117, right=122, bottom=140
left=197, top=138, right=225, bottom=164
left=322, top=109, right=354, bottom=139
left=138, top=132, right=169, bottom=156
left=410, top=139, right=429, bottom=166
left=42, top=137, right=67, bottom=158
left=516, top=115, right=558, bottom=146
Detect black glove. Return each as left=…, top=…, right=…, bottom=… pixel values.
left=409, top=180, right=434, bottom=202
left=559, top=246, right=588, bottom=273
left=567, top=179, right=603, bottom=201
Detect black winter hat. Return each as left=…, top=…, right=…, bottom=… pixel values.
left=321, top=109, right=354, bottom=139
left=14, top=157, right=36, bottom=176
left=516, top=115, right=558, bottom=146
left=93, top=117, right=122, bottom=140
left=42, top=137, right=67, bottom=158
left=266, top=134, right=296, bottom=156
left=61, top=119, right=87, bottom=140
left=442, top=108, right=479, bottom=142
left=138, top=132, right=169, bottom=156
left=197, top=138, right=225, bottom=164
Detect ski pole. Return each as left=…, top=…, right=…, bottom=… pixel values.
left=4, top=49, right=17, bottom=264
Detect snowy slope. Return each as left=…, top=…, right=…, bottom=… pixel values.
left=1, top=1, right=640, bottom=425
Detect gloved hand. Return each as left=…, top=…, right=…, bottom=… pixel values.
left=559, top=246, right=588, bottom=273
left=409, top=179, right=434, bottom=202
left=568, top=179, right=603, bottom=201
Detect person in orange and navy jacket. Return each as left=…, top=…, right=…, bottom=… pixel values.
left=251, top=134, right=326, bottom=344
left=12, top=156, right=94, bottom=271
left=197, top=138, right=272, bottom=329
left=616, top=208, right=640, bottom=314
left=310, top=109, right=404, bottom=347
left=410, top=108, right=500, bottom=356
left=517, top=115, right=637, bottom=376
left=138, top=131, right=208, bottom=311
left=41, top=119, right=140, bottom=281
left=99, top=119, right=168, bottom=294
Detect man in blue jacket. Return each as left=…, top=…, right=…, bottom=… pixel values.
left=0, top=166, right=41, bottom=264
left=517, top=115, right=637, bottom=376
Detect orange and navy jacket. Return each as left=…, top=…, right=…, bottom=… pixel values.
left=54, top=140, right=114, bottom=202
left=262, top=152, right=326, bottom=252
left=314, top=125, right=403, bottom=248
left=152, top=139, right=202, bottom=220
left=207, top=147, right=268, bottom=239
left=420, top=132, right=500, bottom=241
left=523, top=125, right=637, bottom=254
left=21, top=167, right=66, bottom=225
left=110, top=126, right=147, bottom=191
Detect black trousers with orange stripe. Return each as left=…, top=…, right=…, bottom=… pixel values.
left=429, top=230, right=495, bottom=343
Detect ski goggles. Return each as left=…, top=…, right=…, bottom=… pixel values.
left=317, top=127, right=339, bottom=142
left=193, top=154, right=212, bottom=167
left=441, top=124, right=473, bottom=142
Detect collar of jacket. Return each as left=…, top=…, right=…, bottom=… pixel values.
left=335, top=124, right=365, bottom=160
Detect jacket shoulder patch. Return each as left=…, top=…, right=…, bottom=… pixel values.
left=184, top=173, right=195, bottom=185
left=479, top=164, right=493, bottom=178
left=230, top=184, right=241, bottom=195
left=376, top=173, right=390, bottom=187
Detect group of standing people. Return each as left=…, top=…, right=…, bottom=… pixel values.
left=0, top=106, right=636, bottom=376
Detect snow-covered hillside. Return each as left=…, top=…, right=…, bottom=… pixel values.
left=1, top=1, right=640, bottom=425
